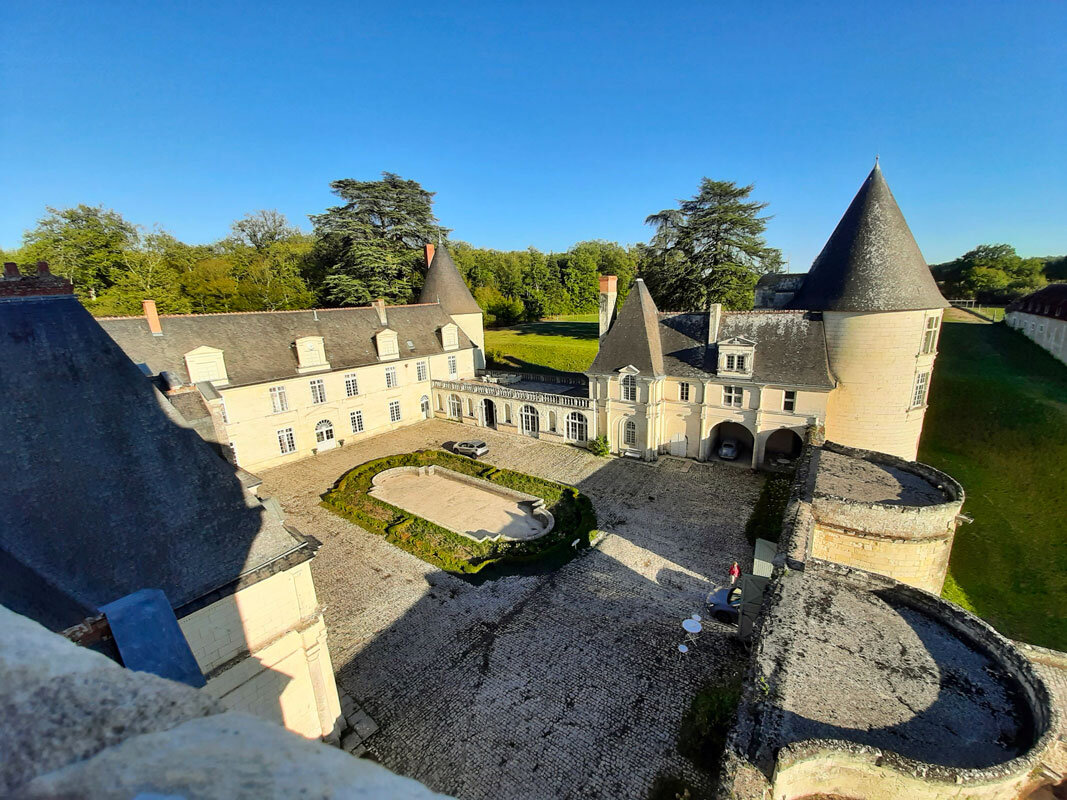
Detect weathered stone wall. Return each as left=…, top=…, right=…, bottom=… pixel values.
left=823, top=309, right=941, bottom=460
left=809, top=523, right=953, bottom=593
left=1006, top=309, right=1067, bottom=366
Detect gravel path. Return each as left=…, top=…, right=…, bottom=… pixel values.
left=258, top=420, right=763, bottom=800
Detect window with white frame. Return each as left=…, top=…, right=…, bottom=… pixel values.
left=269, top=385, right=288, bottom=413
left=416, top=360, right=429, bottom=381
left=310, top=378, right=326, bottom=405
left=921, top=316, right=940, bottom=354
left=350, top=410, right=364, bottom=433
left=447, top=355, right=457, bottom=377
left=566, top=412, right=588, bottom=442
left=344, top=373, right=359, bottom=397
left=385, top=366, right=398, bottom=388
left=314, top=419, right=334, bottom=444
left=389, top=400, right=402, bottom=423
left=467, top=398, right=475, bottom=417
left=725, top=354, right=748, bottom=372
left=723, top=386, right=743, bottom=407
left=277, top=427, right=296, bottom=454
left=911, top=371, right=930, bottom=408
left=623, top=418, right=637, bottom=446
left=621, top=374, right=637, bottom=402
left=448, top=394, right=462, bottom=419
left=679, top=382, right=690, bottom=402
left=783, top=390, right=797, bottom=412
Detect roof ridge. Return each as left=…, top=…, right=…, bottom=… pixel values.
left=96, top=302, right=443, bottom=321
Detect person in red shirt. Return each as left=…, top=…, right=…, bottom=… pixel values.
left=729, top=561, right=741, bottom=585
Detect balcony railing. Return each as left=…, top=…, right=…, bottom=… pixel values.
left=432, top=379, right=591, bottom=409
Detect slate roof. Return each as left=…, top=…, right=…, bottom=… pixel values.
left=418, top=247, right=482, bottom=315
left=589, top=289, right=834, bottom=388
left=1007, top=283, right=1067, bottom=321
left=789, top=164, right=949, bottom=312
left=99, top=304, right=472, bottom=387
left=588, top=279, right=664, bottom=376
left=0, top=294, right=305, bottom=631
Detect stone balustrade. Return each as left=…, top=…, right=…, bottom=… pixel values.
left=432, top=379, right=591, bottom=409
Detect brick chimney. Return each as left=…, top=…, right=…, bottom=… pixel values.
left=143, top=299, right=163, bottom=336
left=424, top=243, right=436, bottom=268
left=372, top=298, right=388, bottom=326
left=0, top=261, right=73, bottom=298
left=598, top=275, right=618, bottom=338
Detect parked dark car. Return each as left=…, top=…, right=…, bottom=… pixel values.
left=705, top=585, right=743, bottom=624
left=718, top=438, right=739, bottom=460
left=453, top=440, right=489, bottom=458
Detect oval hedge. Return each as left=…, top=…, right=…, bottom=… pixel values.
left=321, top=450, right=597, bottom=575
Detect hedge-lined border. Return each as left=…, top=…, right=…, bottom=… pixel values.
left=321, top=450, right=597, bottom=575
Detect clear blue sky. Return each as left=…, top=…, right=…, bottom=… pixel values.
left=2, top=1, right=1064, bottom=268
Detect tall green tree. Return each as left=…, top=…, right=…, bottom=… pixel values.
left=936, top=244, right=1046, bottom=302
left=643, top=179, right=782, bottom=310
left=22, top=205, right=139, bottom=299
left=231, top=209, right=299, bottom=252
left=309, top=173, right=449, bottom=305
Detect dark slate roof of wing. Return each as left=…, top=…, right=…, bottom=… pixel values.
left=789, top=164, right=949, bottom=312
left=418, top=247, right=482, bottom=315
left=602, top=309, right=834, bottom=388
left=99, top=304, right=471, bottom=387
left=588, top=279, right=665, bottom=376
left=1007, top=283, right=1067, bottom=320
left=0, top=295, right=304, bottom=631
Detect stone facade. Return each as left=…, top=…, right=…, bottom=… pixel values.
left=822, top=309, right=942, bottom=461
left=178, top=561, right=342, bottom=741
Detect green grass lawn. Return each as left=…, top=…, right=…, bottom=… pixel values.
left=484, top=320, right=599, bottom=374
left=920, top=321, right=1067, bottom=649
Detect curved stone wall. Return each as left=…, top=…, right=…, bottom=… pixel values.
left=808, top=442, right=964, bottom=593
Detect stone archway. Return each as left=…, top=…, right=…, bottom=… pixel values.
left=763, top=428, right=803, bottom=468
left=709, top=421, right=754, bottom=465
left=482, top=398, right=497, bottom=429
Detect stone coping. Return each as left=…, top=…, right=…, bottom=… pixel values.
left=369, top=465, right=554, bottom=543
left=724, top=560, right=1058, bottom=795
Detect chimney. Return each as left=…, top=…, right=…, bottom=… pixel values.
left=0, top=260, right=73, bottom=298
left=143, top=299, right=163, bottom=336
left=372, top=298, right=388, bottom=326
left=424, top=243, right=436, bottom=268
left=707, top=303, right=722, bottom=345
left=598, top=275, right=618, bottom=338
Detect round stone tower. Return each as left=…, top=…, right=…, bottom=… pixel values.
left=789, top=164, right=950, bottom=461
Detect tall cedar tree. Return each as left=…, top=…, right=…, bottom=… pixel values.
left=309, top=173, right=450, bottom=306
left=643, top=179, right=783, bottom=311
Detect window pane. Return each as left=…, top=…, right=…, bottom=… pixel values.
left=350, top=410, right=364, bottom=433
left=345, top=374, right=359, bottom=397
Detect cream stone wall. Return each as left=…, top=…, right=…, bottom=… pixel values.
left=451, top=311, right=485, bottom=369
left=220, top=348, right=475, bottom=471
left=178, top=561, right=342, bottom=742
left=590, top=374, right=829, bottom=465
left=823, top=310, right=941, bottom=461
left=810, top=524, right=953, bottom=594
left=432, top=383, right=594, bottom=445
left=1006, top=310, right=1067, bottom=365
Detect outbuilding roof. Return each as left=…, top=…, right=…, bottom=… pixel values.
left=1007, top=283, right=1067, bottom=321
left=417, top=246, right=482, bottom=315
left=100, top=304, right=472, bottom=387
left=0, top=294, right=305, bottom=631
left=788, top=164, right=949, bottom=312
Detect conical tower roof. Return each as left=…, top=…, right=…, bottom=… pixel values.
left=589, top=279, right=664, bottom=376
left=790, top=164, right=948, bottom=312
left=418, top=246, right=481, bottom=315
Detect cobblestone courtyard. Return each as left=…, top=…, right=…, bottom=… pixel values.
left=259, top=420, right=763, bottom=799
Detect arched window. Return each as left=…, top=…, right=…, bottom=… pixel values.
left=566, top=412, right=588, bottom=442
left=448, top=394, right=462, bottom=419
left=420, top=395, right=431, bottom=418
left=548, top=410, right=557, bottom=433
left=624, top=418, right=637, bottom=446
left=621, top=374, right=637, bottom=402
left=520, top=405, right=539, bottom=437
left=467, top=398, right=475, bottom=417
left=314, top=419, right=334, bottom=444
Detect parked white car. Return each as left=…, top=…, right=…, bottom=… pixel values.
left=454, top=440, right=489, bottom=458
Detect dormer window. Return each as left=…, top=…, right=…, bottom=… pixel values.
left=621, top=374, right=637, bottom=402
left=441, top=323, right=459, bottom=351
left=295, top=336, right=330, bottom=374
left=184, top=346, right=228, bottom=386
left=717, top=337, right=755, bottom=378
left=375, top=328, right=400, bottom=361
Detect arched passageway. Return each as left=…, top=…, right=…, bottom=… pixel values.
left=763, top=428, right=803, bottom=468
left=709, top=421, right=754, bottom=465
left=482, top=398, right=497, bottom=429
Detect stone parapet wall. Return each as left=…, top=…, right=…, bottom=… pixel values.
left=810, top=524, right=952, bottom=593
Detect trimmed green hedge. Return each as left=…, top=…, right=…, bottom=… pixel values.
left=321, top=450, right=597, bottom=574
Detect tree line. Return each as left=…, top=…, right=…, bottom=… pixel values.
left=5, top=171, right=1055, bottom=323
left=930, top=244, right=1061, bottom=304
